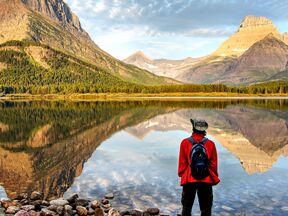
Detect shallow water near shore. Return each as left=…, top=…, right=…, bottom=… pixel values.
left=0, top=99, right=288, bottom=215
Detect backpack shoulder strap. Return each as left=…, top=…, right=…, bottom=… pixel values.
left=187, top=137, right=208, bottom=146
left=199, top=137, right=208, bottom=145
left=187, top=136, right=196, bottom=145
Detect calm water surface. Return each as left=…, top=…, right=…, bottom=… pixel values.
left=0, top=99, right=287, bottom=215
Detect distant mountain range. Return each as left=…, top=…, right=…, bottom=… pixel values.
left=125, top=16, right=288, bottom=85
left=0, top=0, right=176, bottom=87
left=124, top=51, right=202, bottom=79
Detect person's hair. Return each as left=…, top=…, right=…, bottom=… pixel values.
left=193, top=128, right=207, bottom=135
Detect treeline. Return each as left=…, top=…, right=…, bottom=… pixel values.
left=0, top=45, right=134, bottom=94
left=0, top=40, right=287, bottom=95
left=0, top=81, right=287, bottom=95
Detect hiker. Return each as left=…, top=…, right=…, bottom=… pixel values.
left=178, top=119, right=220, bottom=216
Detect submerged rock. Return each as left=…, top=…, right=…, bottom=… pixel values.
left=47, top=205, right=58, bottom=212
left=6, top=206, right=20, bottom=214
left=1, top=200, right=15, bottom=209
left=101, top=199, right=109, bottom=205
left=64, top=205, right=73, bottom=211
left=31, top=200, right=42, bottom=211
left=41, top=208, right=57, bottom=216
left=67, top=194, right=79, bottom=204
left=75, top=199, right=89, bottom=207
left=120, top=210, right=130, bottom=216
left=95, top=208, right=104, bottom=216
left=130, top=210, right=143, bottom=216
left=147, top=208, right=160, bottom=215
left=104, top=207, right=112, bottom=213
left=15, top=210, right=30, bottom=216
left=87, top=208, right=95, bottom=215
left=21, top=205, right=35, bottom=211
left=42, top=201, right=50, bottom=206
left=142, top=212, right=150, bottom=216
left=76, top=206, right=88, bottom=216
left=91, top=200, right=100, bottom=209
left=102, top=204, right=111, bottom=209
left=20, top=199, right=29, bottom=205
left=105, top=193, right=114, bottom=200
left=30, top=192, right=42, bottom=200
left=56, top=206, right=65, bottom=214
left=29, top=210, right=40, bottom=216
left=108, top=208, right=120, bottom=216
left=221, top=205, right=234, bottom=211
left=50, top=199, right=69, bottom=206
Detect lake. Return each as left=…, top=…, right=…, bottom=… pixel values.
left=0, top=99, right=288, bottom=215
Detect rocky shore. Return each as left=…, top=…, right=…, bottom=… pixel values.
left=0, top=192, right=165, bottom=216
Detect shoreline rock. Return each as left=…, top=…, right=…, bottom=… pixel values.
left=0, top=191, right=162, bottom=216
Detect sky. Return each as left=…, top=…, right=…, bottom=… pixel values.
left=65, top=0, right=288, bottom=60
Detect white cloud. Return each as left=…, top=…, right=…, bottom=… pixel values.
left=64, top=0, right=288, bottom=59
left=183, top=27, right=235, bottom=37
left=93, top=0, right=106, bottom=13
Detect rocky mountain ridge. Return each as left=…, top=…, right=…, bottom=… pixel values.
left=22, top=0, right=82, bottom=31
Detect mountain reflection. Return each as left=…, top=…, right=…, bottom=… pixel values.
left=0, top=99, right=287, bottom=200
left=125, top=105, right=288, bottom=174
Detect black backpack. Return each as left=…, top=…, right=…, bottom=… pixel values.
left=188, top=137, right=209, bottom=180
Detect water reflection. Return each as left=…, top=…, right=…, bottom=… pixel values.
left=125, top=105, right=288, bottom=174
left=0, top=99, right=287, bottom=213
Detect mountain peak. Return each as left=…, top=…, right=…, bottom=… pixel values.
left=240, top=15, right=273, bottom=29
left=21, top=0, right=82, bottom=31
left=214, top=15, right=281, bottom=57
left=124, top=51, right=152, bottom=62
left=134, top=50, right=151, bottom=59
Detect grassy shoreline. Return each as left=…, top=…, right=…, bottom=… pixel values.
left=0, top=92, right=288, bottom=101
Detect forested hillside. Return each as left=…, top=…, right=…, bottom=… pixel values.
left=0, top=41, right=137, bottom=94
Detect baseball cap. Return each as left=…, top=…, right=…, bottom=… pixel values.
left=190, top=118, right=208, bottom=132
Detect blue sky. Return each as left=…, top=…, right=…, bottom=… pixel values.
left=65, top=0, right=288, bottom=60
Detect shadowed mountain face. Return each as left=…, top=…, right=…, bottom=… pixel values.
left=0, top=0, right=175, bottom=85
left=215, top=35, right=288, bottom=84
left=0, top=100, right=287, bottom=199
left=175, top=55, right=237, bottom=84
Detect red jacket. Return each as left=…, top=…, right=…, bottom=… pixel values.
left=178, top=132, right=220, bottom=186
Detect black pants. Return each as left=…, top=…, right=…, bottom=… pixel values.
left=181, top=183, right=213, bottom=216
